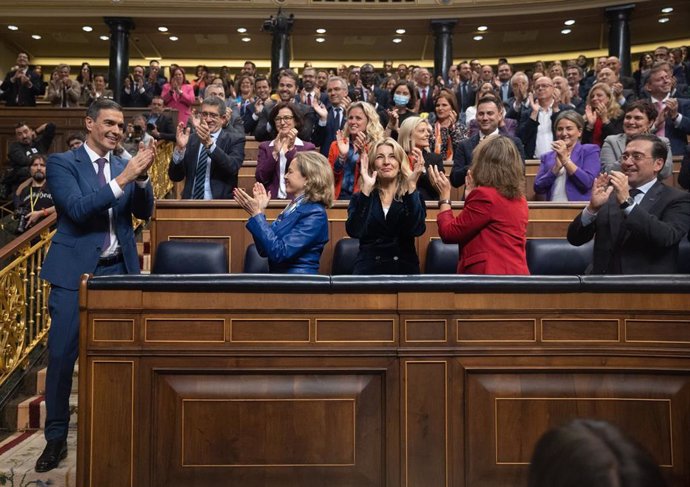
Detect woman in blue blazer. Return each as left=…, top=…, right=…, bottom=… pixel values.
left=234, top=151, right=334, bottom=274
left=346, top=138, right=427, bottom=274
left=534, top=111, right=601, bottom=201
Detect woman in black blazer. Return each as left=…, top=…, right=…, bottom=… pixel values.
left=346, top=138, right=427, bottom=274
left=397, top=116, right=445, bottom=201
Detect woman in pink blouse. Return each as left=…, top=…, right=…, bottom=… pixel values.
left=161, top=66, right=195, bottom=126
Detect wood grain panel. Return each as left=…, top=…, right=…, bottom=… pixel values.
left=466, top=370, right=688, bottom=487
left=625, top=319, right=690, bottom=344
left=145, top=318, right=225, bottom=342
left=182, top=398, right=355, bottom=466
left=541, top=319, right=620, bottom=342
left=152, top=371, right=384, bottom=487
left=457, top=319, right=536, bottom=342
left=405, top=361, right=447, bottom=487
left=315, top=318, right=396, bottom=343
left=404, top=319, right=447, bottom=343
left=90, top=361, right=134, bottom=487
left=92, top=318, right=134, bottom=342
left=230, top=318, right=310, bottom=343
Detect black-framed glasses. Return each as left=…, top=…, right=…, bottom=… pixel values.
left=275, top=116, right=294, bottom=123
left=200, top=111, right=220, bottom=119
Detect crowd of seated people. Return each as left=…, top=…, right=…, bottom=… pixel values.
left=1, top=46, right=690, bottom=276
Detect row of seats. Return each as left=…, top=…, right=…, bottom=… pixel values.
left=152, top=238, right=690, bottom=276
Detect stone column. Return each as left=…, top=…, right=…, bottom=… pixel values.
left=431, top=20, right=457, bottom=84
left=104, top=17, right=134, bottom=104
left=605, top=4, right=635, bottom=78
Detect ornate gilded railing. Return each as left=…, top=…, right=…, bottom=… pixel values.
left=134, top=140, right=175, bottom=228
left=0, top=214, right=56, bottom=387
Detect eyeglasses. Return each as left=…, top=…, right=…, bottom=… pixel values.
left=200, top=111, right=220, bottom=119
left=620, top=152, right=652, bottom=163
left=274, top=116, right=294, bottom=123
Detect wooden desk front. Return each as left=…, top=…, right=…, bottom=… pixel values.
left=78, top=275, right=690, bottom=487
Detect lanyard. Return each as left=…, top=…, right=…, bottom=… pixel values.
left=28, top=186, right=40, bottom=212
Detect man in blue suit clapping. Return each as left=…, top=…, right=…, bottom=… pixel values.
left=36, top=98, right=154, bottom=472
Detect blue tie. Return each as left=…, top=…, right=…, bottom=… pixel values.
left=192, top=145, right=209, bottom=200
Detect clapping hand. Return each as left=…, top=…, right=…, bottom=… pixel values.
left=312, top=96, right=328, bottom=120
left=428, top=165, right=451, bottom=201
left=175, top=123, right=191, bottom=151
left=233, top=183, right=271, bottom=217
left=386, top=108, right=400, bottom=131
left=528, top=93, right=540, bottom=115
left=588, top=173, right=614, bottom=211
left=584, top=104, right=597, bottom=127
left=465, top=170, right=476, bottom=196
left=551, top=140, right=569, bottom=165
left=666, top=98, right=679, bottom=119
left=595, top=102, right=609, bottom=123
left=353, top=132, right=368, bottom=154
left=359, top=151, right=377, bottom=196
left=336, top=129, right=349, bottom=157
left=406, top=151, right=426, bottom=193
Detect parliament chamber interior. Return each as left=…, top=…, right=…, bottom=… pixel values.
left=1, top=0, right=690, bottom=485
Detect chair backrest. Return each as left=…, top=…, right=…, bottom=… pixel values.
left=243, top=243, right=270, bottom=273
left=152, top=240, right=228, bottom=274
left=331, top=238, right=359, bottom=275
left=678, top=239, right=690, bottom=274
left=526, top=239, right=593, bottom=275
left=424, top=239, right=459, bottom=274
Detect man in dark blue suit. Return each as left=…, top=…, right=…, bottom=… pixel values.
left=312, top=76, right=350, bottom=157
left=168, top=96, right=245, bottom=199
left=455, top=62, right=477, bottom=114
left=0, top=51, right=42, bottom=106
left=36, top=98, right=154, bottom=472
left=451, top=97, right=526, bottom=187
left=646, top=65, right=690, bottom=156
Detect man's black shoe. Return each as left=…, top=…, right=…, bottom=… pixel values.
left=35, top=439, right=67, bottom=473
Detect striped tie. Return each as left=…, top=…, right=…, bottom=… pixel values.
left=192, top=145, right=210, bottom=199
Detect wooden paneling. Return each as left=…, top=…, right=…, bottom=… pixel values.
left=80, top=278, right=690, bottom=487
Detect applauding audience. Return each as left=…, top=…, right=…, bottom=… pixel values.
left=582, top=82, right=624, bottom=146
left=234, top=152, right=333, bottom=274
left=256, top=102, right=316, bottom=199
left=431, top=135, right=529, bottom=275
left=534, top=111, right=600, bottom=201
left=346, top=138, right=426, bottom=274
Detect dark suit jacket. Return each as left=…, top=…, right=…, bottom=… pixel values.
left=121, top=83, right=154, bottom=108
left=663, top=98, right=690, bottom=156
left=40, top=146, right=154, bottom=290
left=1, top=69, right=42, bottom=106
left=254, top=101, right=321, bottom=143
left=7, top=123, right=56, bottom=183
left=567, top=181, right=690, bottom=274
left=148, top=113, right=176, bottom=142
left=168, top=129, right=245, bottom=199
left=418, top=151, right=444, bottom=201
left=346, top=190, right=426, bottom=274
left=450, top=133, right=526, bottom=188
left=678, top=145, right=690, bottom=191
left=311, top=106, right=347, bottom=157
left=246, top=200, right=329, bottom=274
left=437, top=186, right=529, bottom=275
left=417, top=86, right=436, bottom=114
left=455, top=82, right=477, bottom=113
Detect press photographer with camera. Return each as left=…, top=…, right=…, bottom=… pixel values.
left=122, top=114, right=154, bottom=157
left=13, top=154, right=54, bottom=234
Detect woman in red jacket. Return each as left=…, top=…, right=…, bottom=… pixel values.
left=429, top=135, right=529, bottom=275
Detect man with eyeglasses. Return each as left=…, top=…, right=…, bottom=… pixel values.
left=254, top=69, right=322, bottom=143
left=517, top=76, right=572, bottom=158
left=568, top=134, right=690, bottom=274
left=168, top=96, right=245, bottom=199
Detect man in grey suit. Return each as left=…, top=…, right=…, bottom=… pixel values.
left=168, top=96, right=245, bottom=199
left=568, top=134, right=690, bottom=274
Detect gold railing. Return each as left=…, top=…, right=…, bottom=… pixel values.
left=0, top=143, right=174, bottom=386
left=0, top=214, right=56, bottom=386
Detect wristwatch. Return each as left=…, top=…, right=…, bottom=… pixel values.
left=619, top=196, right=635, bottom=209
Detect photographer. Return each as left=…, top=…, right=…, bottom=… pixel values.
left=122, top=114, right=154, bottom=157
left=13, top=154, right=54, bottom=234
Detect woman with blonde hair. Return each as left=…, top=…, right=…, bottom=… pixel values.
left=234, top=151, right=333, bottom=274
left=327, top=101, right=385, bottom=199
left=430, top=135, right=529, bottom=274
left=345, top=138, right=426, bottom=274
left=582, top=82, right=624, bottom=146
left=397, top=117, right=445, bottom=201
